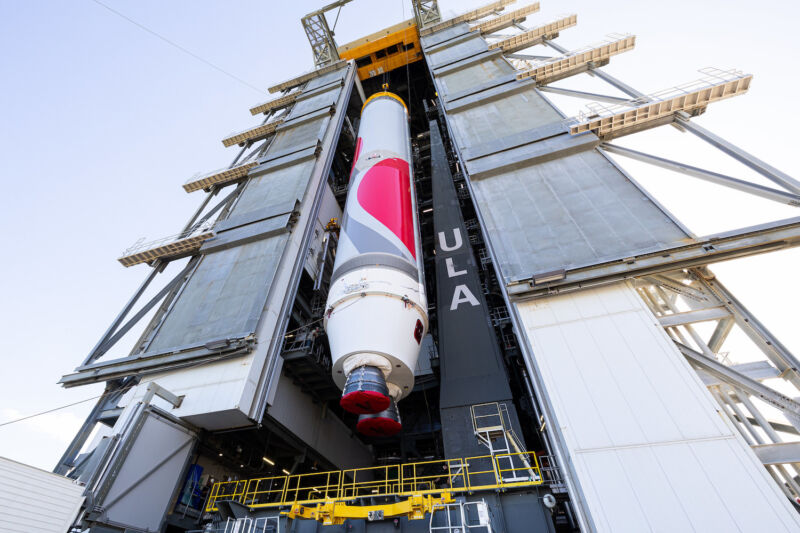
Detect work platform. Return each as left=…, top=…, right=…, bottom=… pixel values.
left=207, top=452, right=542, bottom=526
left=515, top=34, right=635, bottom=85
left=117, top=224, right=215, bottom=267
left=488, top=15, right=577, bottom=54
left=567, top=68, right=752, bottom=139
left=183, top=161, right=258, bottom=193
left=471, top=2, right=540, bottom=34
left=249, top=92, right=300, bottom=116
left=221, top=117, right=284, bottom=147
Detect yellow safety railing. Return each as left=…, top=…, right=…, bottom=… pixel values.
left=206, top=451, right=542, bottom=512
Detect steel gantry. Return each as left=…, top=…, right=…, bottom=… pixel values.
left=412, top=0, right=442, bottom=28
left=469, top=6, right=800, bottom=508
left=301, top=0, right=354, bottom=68
left=418, top=2, right=800, bottom=529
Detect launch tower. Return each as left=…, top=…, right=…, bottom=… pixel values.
left=53, top=2, right=800, bottom=532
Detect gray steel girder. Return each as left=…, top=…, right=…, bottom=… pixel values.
left=508, top=216, right=800, bottom=298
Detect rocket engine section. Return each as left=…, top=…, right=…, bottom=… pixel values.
left=324, top=92, right=427, bottom=437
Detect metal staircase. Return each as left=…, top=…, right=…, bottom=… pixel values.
left=470, top=403, right=539, bottom=483
left=429, top=500, right=493, bottom=533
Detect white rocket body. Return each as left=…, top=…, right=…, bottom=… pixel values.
left=324, top=92, right=428, bottom=417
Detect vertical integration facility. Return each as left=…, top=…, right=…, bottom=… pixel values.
left=50, top=1, right=800, bottom=532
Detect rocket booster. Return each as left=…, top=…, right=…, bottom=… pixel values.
left=324, top=92, right=428, bottom=436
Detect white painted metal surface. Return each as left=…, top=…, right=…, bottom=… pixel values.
left=0, top=456, right=84, bottom=533
left=326, top=93, right=428, bottom=401
left=516, top=282, right=800, bottom=532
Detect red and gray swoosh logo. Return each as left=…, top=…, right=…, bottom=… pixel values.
left=341, top=154, right=418, bottom=265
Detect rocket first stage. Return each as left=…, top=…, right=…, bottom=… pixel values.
left=324, top=91, right=428, bottom=437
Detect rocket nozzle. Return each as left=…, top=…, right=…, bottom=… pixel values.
left=340, top=365, right=391, bottom=414
left=356, top=400, right=402, bottom=437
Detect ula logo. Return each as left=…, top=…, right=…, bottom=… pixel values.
left=438, top=228, right=480, bottom=311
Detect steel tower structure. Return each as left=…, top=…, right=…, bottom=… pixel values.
left=49, top=1, right=800, bottom=532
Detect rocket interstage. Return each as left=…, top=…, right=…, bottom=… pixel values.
left=324, top=92, right=428, bottom=436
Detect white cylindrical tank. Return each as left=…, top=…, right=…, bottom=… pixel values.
left=324, top=91, right=427, bottom=434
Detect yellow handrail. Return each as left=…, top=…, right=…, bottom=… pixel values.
left=206, top=451, right=543, bottom=512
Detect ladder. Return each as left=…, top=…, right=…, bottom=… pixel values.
left=221, top=516, right=280, bottom=533
left=429, top=500, right=493, bottom=533
left=470, top=403, right=539, bottom=483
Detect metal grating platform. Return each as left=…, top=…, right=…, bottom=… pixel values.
left=470, top=2, right=540, bottom=34
left=268, top=60, right=347, bottom=94
left=488, top=14, right=577, bottom=54
left=117, top=222, right=215, bottom=267
left=249, top=92, right=299, bottom=115
left=221, top=118, right=284, bottom=147
left=420, top=0, right=516, bottom=37
left=515, top=34, right=635, bottom=84
left=567, top=68, right=752, bottom=139
left=183, top=161, right=258, bottom=193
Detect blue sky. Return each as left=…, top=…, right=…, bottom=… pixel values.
left=1, top=0, right=798, bottom=470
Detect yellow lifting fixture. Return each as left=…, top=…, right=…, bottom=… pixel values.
left=285, top=492, right=455, bottom=525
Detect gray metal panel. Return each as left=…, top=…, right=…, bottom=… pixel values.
left=462, top=122, right=566, bottom=161
left=230, top=159, right=316, bottom=221
left=286, top=89, right=338, bottom=120
left=434, top=49, right=501, bottom=76
left=303, top=66, right=347, bottom=91
left=97, top=408, right=196, bottom=532
left=443, top=73, right=516, bottom=105
left=420, top=22, right=471, bottom=49
left=268, top=116, right=329, bottom=156
left=448, top=86, right=563, bottom=149
left=470, top=149, right=689, bottom=282
left=144, top=235, right=289, bottom=354
left=255, top=143, right=319, bottom=173
left=437, top=56, right=514, bottom=96
left=423, top=30, right=689, bottom=286
left=426, top=34, right=487, bottom=68
left=466, top=131, right=599, bottom=178
left=201, top=214, right=291, bottom=253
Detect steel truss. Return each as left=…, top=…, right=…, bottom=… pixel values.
left=486, top=12, right=800, bottom=504
left=412, top=0, right=441, bottom=28
left=56, top=104, right=281, bottom=471
left=636, top=269, right=800, bottom=500
left=301, top=1, right=353, bottom=68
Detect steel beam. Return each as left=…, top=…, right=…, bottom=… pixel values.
left=657, top=306, right=730, bottom=327
left=602, top=143, right=800, bottom=206
left=538, top=86, right=631, bottom=105
left=707, top=316, right=735, bottom=353
left=694, top=269, right=800, bottom=390
left=696, top=361, right=781, bottom=387
left=676, top=113, right=800, bottom=195
left=53, top=381, right=129, bottom=474
left=751, top=442, right=800, bottom=466
left=508, top=216, right=800, bottom=298
left=678, top=343, right=800, bottom=417
left=85, top=258, right=200, bottom=364
left=60, top=340, right=252, bottom=388
left=544, top=39, right=645, bottom=98
left=82, top=265, right=163, bottom=366
left=506, top=53, right=555, bottom=61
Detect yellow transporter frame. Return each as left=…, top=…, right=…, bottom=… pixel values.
left=206, top=452, right=543, bottom=524
left=338, top=19, right=423, bottom=81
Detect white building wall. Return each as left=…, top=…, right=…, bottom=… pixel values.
left=0, top=456, right=84, bottom=533
left=516, top=282, right=800, bottom=532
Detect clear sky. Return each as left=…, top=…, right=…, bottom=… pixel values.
left=1, top=0, right=798, bottom=471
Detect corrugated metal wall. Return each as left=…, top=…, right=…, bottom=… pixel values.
left=0, top=456, right=84, bottom=532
